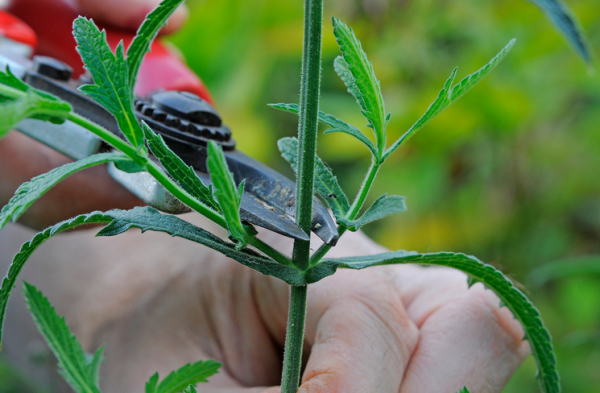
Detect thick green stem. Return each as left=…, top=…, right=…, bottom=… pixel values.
left=281, top=285, right=308, bottom=393
left=293, top=0, right=323, bottom=243
left=282, top=0, right=323, bottom=391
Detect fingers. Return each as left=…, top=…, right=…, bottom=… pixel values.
left=297, top=269, right=419, bottom=393
left=398, top=281, right=529, bottom=393
left=76, top=0, right=188, bottom=34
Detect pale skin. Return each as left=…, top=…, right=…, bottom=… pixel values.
left=0, top=0, right=529, bottom=392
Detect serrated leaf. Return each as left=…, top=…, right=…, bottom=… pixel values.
left=277, top=137, right=350, bottom=220
left=22, top=282, right=101, bottom=393
left=338, top=194, right=406, bottom=231
left=529, top=0, right=592, bottom=65
left=206, top=141, right=247, bottom=248
left=332, top=18, right=386, bottom=152
left=142, top=123, right=219, bottom=211
left=0, top=208, right=305, bottom=348
left=153, top=360, right=220, bottom=393
left=0, top=91, right=71, bottom=137
left=0, top=152, right=135, bottom=230
left=269, top=103, right=378, bottom=158
left=307, top=251, right=559, bottom=393
left=127, top=0, right=185, bottom=90
left=0, top=67, right=71, bottom=138
left=87, top=346, right=104, bottom=387
left=184, top=386, right=197, bottom=393
left=145, top=372, right=159, bottom=393
left=0, top=67, right=30, bottom=93
left=73, top=17, right=144, bottom=148
left=383, top=39, right=515, bottom=161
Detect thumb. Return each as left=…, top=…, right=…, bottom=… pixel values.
left=76, top=0, right=188, bottom=34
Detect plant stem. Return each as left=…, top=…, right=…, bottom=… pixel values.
left=347, top=159, right=381, bottom=219
left=280, top=285, right=308, bottom=393
left=281, top=0, right=323, bottom=391
left=293, top=0, right=324, bottom=245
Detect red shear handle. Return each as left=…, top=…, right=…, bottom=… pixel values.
left=7, top=0, right=213, bottom=103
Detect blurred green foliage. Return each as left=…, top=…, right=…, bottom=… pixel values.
left=167, top=0, right=600, bottom=391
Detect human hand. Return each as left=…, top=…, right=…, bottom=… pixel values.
left=0, top=0, right=188, bottom=230
left=6, top=214, right=528, bottom=393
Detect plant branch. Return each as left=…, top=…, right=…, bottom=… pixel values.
left=247, top=236, right=293, bottom=266
left=280, top=285, right=308, bottom=393
left=282, top=0, right=323, bottom=391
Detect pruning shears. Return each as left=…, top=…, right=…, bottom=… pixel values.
left=0, top=0, right=338, bottom=246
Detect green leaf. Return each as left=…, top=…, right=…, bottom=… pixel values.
left=0, top=67, right=30, bottom=93
left=152, top=360, right=220, bottom=393
left=269, top=103, right=378, bottom=158
left=528, top=255, right=600, bottom=288
left=0, top=91, right=71, bottom=137
left=127, top=0, right=185, bottom=90
left=383, top=39, right=515, bottom=161
left=184, top=386, right=197, bottom=393
left=0, top=152, right=135, bottom=230
left=0, top=208, right=305, bottom=348
left=277, top=137, right=350, bottom=220
left=529, top=0, right=592, bottom=65
left=307, top=251, right=559, bottom=393
left=73, top=17, right=144, bottom=148
left=206, top=141, right=248, bottom=248
left=87, top=346, right=104, bottom=387
left=457, top=388, right=470, bottom=393
left=145, top=373, right=159, bottom=393
left=22, top=282, right=101, bottom=393
left=142, top=122, right=219, bottom=211
left=332, top=18, right=386, bottom=152
left=338, top=194, right=406, bottom=231
left=0, top=67, right=71, bottom=138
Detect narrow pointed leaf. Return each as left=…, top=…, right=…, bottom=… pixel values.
left=384, top=39, right=515, bottom=160
left=155, top=360, right=220, bottom=393
left=0, top=152, right=136, bottom=230
left=0, top=208, right=305, bottom=348
left=529, top=0, right=592, bottom=64
left=206, top=141, right=247, bottom=248
left=22, top=282, right=101, bottom=393
left=332, top=18, right=386, bottom=152
left=307, top=251, right=559, bottom=393
left=338, top=194, right=406, bottom=231
left=73, top=17, right=144, bottom=148
left=0, top=90, right=71, bottom=137
left=142, top=123, right=219, bottom=211
left=0, top=66, right=30, bottom=92
left=528, top=255, right=600, bottom=288
left=184, top=386, right=197, bottom=393
left=278, top=137, right=350, bottom=220
left=88, top=346, right=104, bottom=387
left=145, top=373, right=159, bottom=393
left=127, top=0, right=185, bottom=89
left=269, top=103, right=378, bottom=158
left=457, top=388, right=470, bottom=393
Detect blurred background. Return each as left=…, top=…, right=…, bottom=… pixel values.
left=2, top=0, right=600, bottom=391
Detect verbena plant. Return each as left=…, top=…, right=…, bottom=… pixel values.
left=0, top=0, right=592, bottom=392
